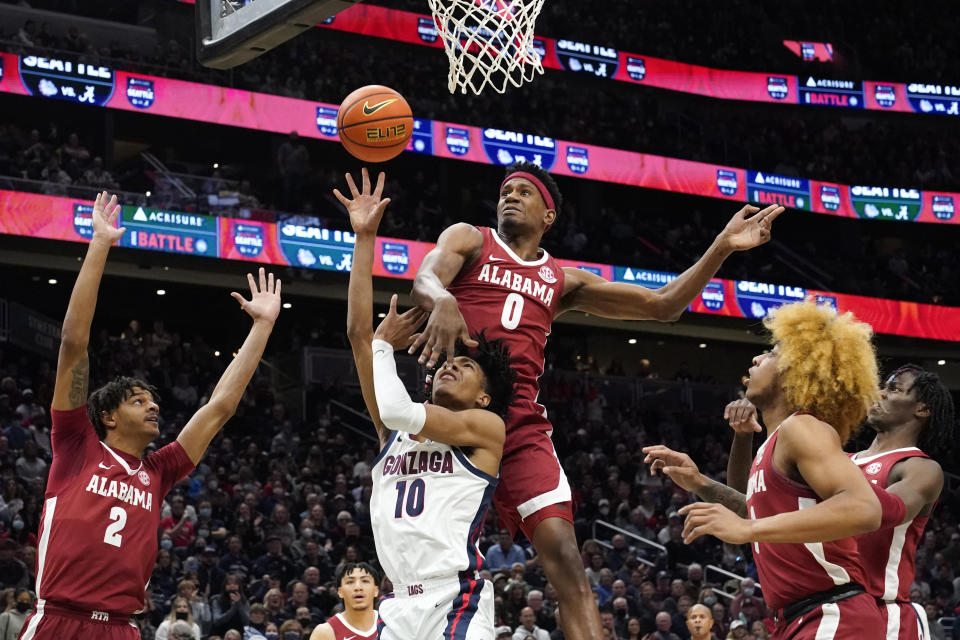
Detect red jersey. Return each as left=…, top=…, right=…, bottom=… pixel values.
left=327, top=612, right=379, bottom=640
left=447, top=226, right=564, bottom=407
left=850, top=447, right=930, bottom=602
left=37, top=406, right=194, bottom=613
left=745, top=427, right=867, bottom=610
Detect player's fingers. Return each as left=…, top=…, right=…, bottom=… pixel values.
left=230, top=292, right=247, bottom=307
left=765, top=205, right=785, bottom=223
left=375, top=198, right=391, bottom=216
left=247, top=272, right=257, bottom=295
left=333, top=188, right=350, bottom=207
left=345, top=172, right=359, bottom=197
left=460, top=330, right=479, bottom=348
left=275, top=278, right=281, bottom=296
left=374, top=171, right=386, bottom=200
left=258, top=267, right=267, bottom=293
left=388, top=293, right=399, bottom=315
left=94, top=191, right=102, bottom=210
left=408, top=330, right=428, bottom=354
left=361, top=167, right=371, bottom=194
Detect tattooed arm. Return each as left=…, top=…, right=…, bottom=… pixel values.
left=52, top=192, right=125, bottom=411
left=642, top=444, right=747, bottom=517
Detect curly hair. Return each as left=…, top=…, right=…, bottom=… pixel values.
left=763, top=300, right=879, bottom=443
left=887, top=364, right=956, bottom=455
left=88, top=376, right=159, bottom=440
left=423, top=330, right=517, bottom=420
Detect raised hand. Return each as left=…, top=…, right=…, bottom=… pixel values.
left=91, top=191, right=125, bottom=244
left=333, top=168, right=390, bottom=236
left=374, top=294, right=428, bottom=351
left=719, top=204, right=784, bottom=252
left=407, top=296, right=477, bottom=369
left=641, top=444, right=706, bottom=493
left=231, top=267, right=282, bottom=324
left=678, top=502, right=753, bottom=544
left=724, top=397, right=762, bottom=434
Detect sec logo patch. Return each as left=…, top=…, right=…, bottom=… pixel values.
left=865, top=462, right=882, bottom=475
left=539, top=266, right=557, bottom=284
left=138, top=470, right=151, bottom=486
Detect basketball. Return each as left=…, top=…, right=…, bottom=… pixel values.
left=337, top=85, right=413, bottom=163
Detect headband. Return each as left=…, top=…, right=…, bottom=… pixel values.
left=500, top=171, right=556, bottom=211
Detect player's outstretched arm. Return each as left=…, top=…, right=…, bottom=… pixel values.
left=409, top=223, right=485, bottom=368
left=642, top=445, right=747, bottom=516
left=338, top=168, right=402, bottom=447
left=557, top=204, right=783, bottom=321
left=52, top=191, right=125, bottom=411
left=680, top=414, right=881, bottom=545
left=177, top=268, right=281, bottom=464
left=883, top=457, right=943, bottom=522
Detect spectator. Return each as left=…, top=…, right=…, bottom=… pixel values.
left=725, top=620, right=747, bottom=639
left=220, top=536, right=252, bottom=580
left=645, top=611, right=681, bottom=640
left=485, top=529, right=528, bottom=573
left=14, top=441, right=46, bottom=484
left=81, top=156, right=119, bottom=189
left=14, top=390, right=43, bottom=423
left=211, top=575, right=250, bottom=637
left=727, top=578, right=767, bottom=624
left=243, top=602, right=269, bottom=639
left=0, top=588, right=32, bottom=640
left=161, top=496, right=196, bottom=549
left=39, top=156, right=71, bottom=196
left=0, top=541, right=27, bottom=589
left=156, top=597, right=201, bottom=640
left=253, top=535, right=295, bottom=587
left=514, top=605, right=550, bottom=640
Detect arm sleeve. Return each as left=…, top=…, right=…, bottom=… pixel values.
left=371, top=339, right=426, bottom=434
left=870, top=483, right=907, bottom=529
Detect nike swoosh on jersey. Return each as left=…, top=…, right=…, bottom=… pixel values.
left=488, top=255, right=506, bottom=261
left=98, top=462, right=114, bottom=470
left=362, top=99, right=398, bottom=116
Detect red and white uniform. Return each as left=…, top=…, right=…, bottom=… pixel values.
left=851, top=447, right=933, bottom=640
left=328, top=611, right=379, bottom=640
left=447, top=226, right=567, bottom=538
left=746, top=427, right=882, bottom=639
left=20, top=406, right=194, bottom=640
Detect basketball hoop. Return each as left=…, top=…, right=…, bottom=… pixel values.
left=428, top=0, right=546, bottom=94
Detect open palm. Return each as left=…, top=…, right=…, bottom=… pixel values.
left=231, top=267, right=282, bottom=324
left=91, top=191, right=126, bottom=244
left=333, top=168, right=390, bottom=236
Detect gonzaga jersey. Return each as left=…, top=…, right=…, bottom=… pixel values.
left=37, top=407, right=194, bottom=613
left=851, top=447, right=931, bottom=601
left=370, top=431, right=497, bottom=585
left=447, top=226, right=564, bottom=404
left=746, top=427, right=867, bottom=610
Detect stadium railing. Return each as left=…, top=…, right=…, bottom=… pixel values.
left=592, top=519, right=665, bottom=568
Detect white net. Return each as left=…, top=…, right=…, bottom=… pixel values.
left=428, top=0, right=546, bottom=94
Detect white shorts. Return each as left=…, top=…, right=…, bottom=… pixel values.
left=379, top=574, right=494, bottom=640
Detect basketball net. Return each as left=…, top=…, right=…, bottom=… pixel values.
left=428, top=0, right=545, bottom=94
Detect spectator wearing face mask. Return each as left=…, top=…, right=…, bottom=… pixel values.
left=277, top=618, right=303, bottom=640
left=0, top=588, right=33, bottom=640
left=727, top=578, right=767, bottom=625
left=157, top=596, right=202, bottom=640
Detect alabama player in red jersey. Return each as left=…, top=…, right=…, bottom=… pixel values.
left=20, top=191, right=282, bottom=640
left=722, top=363, right=954, bottom=640
left=309, top=562, right=380, bottom=640
left=409, top=161, right=783, bottom=640
left=641, top=301, right=885, bottom=639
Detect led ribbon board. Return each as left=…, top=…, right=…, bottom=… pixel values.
left=2, top=189, right=959, bottom=342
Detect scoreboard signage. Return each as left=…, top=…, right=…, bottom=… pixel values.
left=700, top=281, right=726, bottom=311
left=19, top=55, right=115, bottom=106
left=276, top=217, right=355, bottom=270
left=931, top=195, right=955, bottom=221
left=555, top=40, right=619, bottom=78
left=409, top=118, right=434, bottom=155
left=625, top=57, right=646, bottom=81
left=481, top=128, right=557, bottom=169
left=126, top=77, right=155, bottom=109
left=565, top=146, right=589, bottom=174
left=905, top=83, right=960, bottom=116
left=119, top=206, right=219, bottom=257
left=734, top=281, right=807, bottom=319
left=798, top=77, right=864, bottom=108
left=613, top=267, right=677, bottom=290
left=849, top=186, right=923, bottom=221
left=445, top=126, right=471, bottom=156
left=746, top=172, right=811, bottom=210
left=72, top=203, right=94, bottom=239
left=315, top=106, right=339, bottom=137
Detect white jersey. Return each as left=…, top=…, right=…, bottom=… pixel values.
left=370, top=431, right=497, bottom=585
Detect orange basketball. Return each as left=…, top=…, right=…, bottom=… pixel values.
left=337, top=85, right=413, bottom=163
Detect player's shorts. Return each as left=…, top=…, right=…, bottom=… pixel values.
left=878, top=601, right=930, bottom=640
left=378, top=573, right=494, bottom=640
left=494, top=399, right=573, bottom=540
left=19, top=599, right=139, bottom=640
left=772, top=593, right=883, bottom=640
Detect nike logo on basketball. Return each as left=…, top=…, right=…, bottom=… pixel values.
left=363, top=99, right=397, bottom=115
left=488, top=255, right=505, bottom=262
left=98, top=463, right=114, bottom=470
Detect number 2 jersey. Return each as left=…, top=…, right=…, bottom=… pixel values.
left=369, top=431, right=497, bottom=585
left=37, top=406, right=195, bottom=613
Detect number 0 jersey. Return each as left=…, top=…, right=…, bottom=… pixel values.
left=446, top=226, right=565, bottom=406
left=370, top=431, right=497, bottom=585
left=37, top=406, right=195, bottom=613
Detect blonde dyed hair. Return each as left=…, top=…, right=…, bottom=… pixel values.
left=763, top=300, right=879, bottom=442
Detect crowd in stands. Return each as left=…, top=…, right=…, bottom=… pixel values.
left=0, top=307, right=958, bottom=639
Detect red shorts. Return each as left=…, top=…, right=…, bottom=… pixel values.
left=773, top=593, right=883, bottom=640
left=19, top=600, right=139, bottom=640
left=494, top=400, right=573, bottom=540
left=878, top=601, right=929, bottom=640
